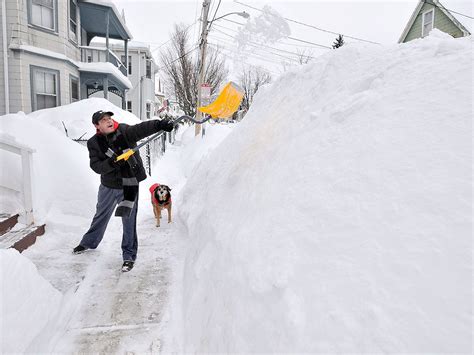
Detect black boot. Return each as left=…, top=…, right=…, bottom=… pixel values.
left=122, top=261, right=134, bottom=272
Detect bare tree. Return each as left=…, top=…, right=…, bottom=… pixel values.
left=159, top=24, right=228, bottom=116
left=239, top=66, right=272, bottom=111
left=296, top=48, right=314, bottom=65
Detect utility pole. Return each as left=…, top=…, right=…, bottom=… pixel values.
left=195, top=0, right=211, bottom=136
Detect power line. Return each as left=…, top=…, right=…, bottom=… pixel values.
left=422, top=0, right=474, bottom=20
left=151, top=20, right=198, bottom=54
left=210, top=29, right=302, bottom=63
left=212, top=24, right=319, bottom=58
left=216, top=18, right=331, bottom=49
left=221, top=18, right=319, bottom=48
left=156, top=46, right=199, bottom=71
left=208, top=41, right=290, bottom=68
left=209, top=45, right=281, bottom=76
left=233, top=0, right=380, bottom=45
left=209, top=0, right=223, bottom=27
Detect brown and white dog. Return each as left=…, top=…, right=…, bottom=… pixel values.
left=149, top=183, right=172, bottom=227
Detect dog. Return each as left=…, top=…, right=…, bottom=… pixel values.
left=149, top=183, right=172, bottom=227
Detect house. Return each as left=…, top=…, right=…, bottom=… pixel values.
left=399, top=0, right=471, bottom=43
left=0, top=0, right=133, bottom=115
left=90, top=41, right=158, bottom=120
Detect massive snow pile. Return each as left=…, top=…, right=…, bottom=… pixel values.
left=168, top=30, right=472, bottom=352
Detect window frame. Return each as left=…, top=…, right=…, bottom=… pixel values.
left=146, top=102, right=151, bottom=119
left=146, top=59, right=152, bottom=79
left=421, top=8, right=435, bottom=37
left=68, top=0, right=79, bottom=43
left=127, top=100, right=132, bottom=113
left=30, top=65, right=61, bottom=112
left=27, top=0, right=59, bottom=34
left=70, top=74, right=80, bottom=103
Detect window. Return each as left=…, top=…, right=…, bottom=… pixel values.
left=87, top=55, right=92, bottom=63
left=30, top=0, right=56, bottom=31
left=422, top=9, right=434, bottom=37
left=69, top=0, right=78, bottom=42
left=122, top=55, right=132, bottom=75
left=127, top=101, right=132, bottom=113
left=70, top=76, right=79, bottom=102
left=146, top=60, right=152, bottom=79
left=31, top=66, right=59, bottom=111
left=146, top=103, right=151, bottom=119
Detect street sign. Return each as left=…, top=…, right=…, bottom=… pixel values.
left=201, top=83, right=211, bottom=100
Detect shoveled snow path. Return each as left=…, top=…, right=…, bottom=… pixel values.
left=21, top=126, right=229, bottom=352
left=24, top=189, right=178, bottom=353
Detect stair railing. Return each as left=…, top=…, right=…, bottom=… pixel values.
left=0, top=136, right=35, bottom=225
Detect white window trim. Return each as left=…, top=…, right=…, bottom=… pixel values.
left=28, top=0, right=58, bottom=33
left=421, top=8, right=435, bottom=37
left=70, top=75, right=80, bottom=102
left=68, top=0, right=79, bottom=43
left=146, top=102, right=151, bottom=119
left=30, top=65, right=61, bottom=111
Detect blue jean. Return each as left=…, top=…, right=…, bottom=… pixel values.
left=80, top=184, right=138, bottom=262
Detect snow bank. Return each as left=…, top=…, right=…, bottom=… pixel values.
left=172, top=30, right=473, bottom=352
left=28, top=97, right=140, bottom=141
left=0, top=249, right=62, bottom=354
left=0, top=98, right=140, bottom=223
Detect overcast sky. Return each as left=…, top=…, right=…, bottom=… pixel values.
left=112, top=0, right=472, bottom=78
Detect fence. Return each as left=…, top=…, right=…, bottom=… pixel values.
left=0, top=137, right=35, bottom=225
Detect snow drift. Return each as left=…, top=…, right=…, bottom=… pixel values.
left=0, top=98, right=140, bottom=223
left=171, top=30, right=472, bottom=352
left=0, top=249, right=62, bottom=354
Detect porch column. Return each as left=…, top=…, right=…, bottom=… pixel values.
left=124, top=39, right=129, bottom=76
left=105, top=10, right=110, bottom=63
left=123, top=39, right=128, bottom=109
left=104, top=77, right=109, bottom=99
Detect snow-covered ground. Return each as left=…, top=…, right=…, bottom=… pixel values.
left=1, top=30, right=472, bottom=353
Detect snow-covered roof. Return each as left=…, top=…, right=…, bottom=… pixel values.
left=77, top=62, right=132, bottom=89
left=90, top=40, right=153, bottom=56
left=9, top=44, right=132, bottom=89
left=9, top=44, right=79, bottom=68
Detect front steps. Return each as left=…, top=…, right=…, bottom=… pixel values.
left=0, top=214, right=45, bottom=253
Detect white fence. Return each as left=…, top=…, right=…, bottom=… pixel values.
left=0, top=137, right=35, bottom=225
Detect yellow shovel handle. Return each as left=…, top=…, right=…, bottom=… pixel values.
left=115, top=149, right=135, bottom=162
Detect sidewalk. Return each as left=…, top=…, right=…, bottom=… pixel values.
left=24, top=190, right=176, bottom=353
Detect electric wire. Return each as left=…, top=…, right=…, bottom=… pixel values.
left=233, top=0, right=380, bottom=45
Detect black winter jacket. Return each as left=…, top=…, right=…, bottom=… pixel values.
left=87, top=120, right=164, bottom=189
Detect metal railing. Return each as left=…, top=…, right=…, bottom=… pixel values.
left=73, top=128, right=177, bottom=176
left=79, top=46, right=127, bottom=76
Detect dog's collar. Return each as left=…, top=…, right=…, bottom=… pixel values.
left=156, top=195, right=170, bottom=206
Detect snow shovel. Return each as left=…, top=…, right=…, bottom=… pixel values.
left=115, top=82, right=244, bottom=162
left=114, top=114, right=214, bottom=162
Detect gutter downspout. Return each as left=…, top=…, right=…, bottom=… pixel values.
left=2, top=0, right=10, bottom=114
left=138, top=49, right=142, bottom=120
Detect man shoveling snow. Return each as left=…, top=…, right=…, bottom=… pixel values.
left=73, top=110, right=174, bottom=272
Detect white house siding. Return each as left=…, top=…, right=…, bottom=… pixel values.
left=1, top=0, right=81, bottom=114
left=91, top=45, right=157, bottom=121
left=8, top=50, right=80, bottom=113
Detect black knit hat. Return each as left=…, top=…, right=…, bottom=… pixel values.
left=92, top=110, right=114, bottom=125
